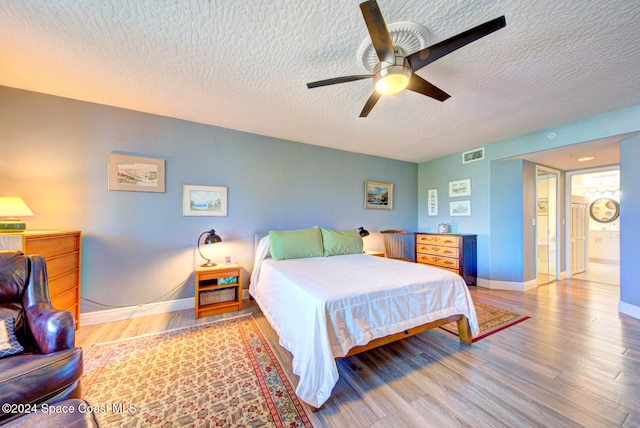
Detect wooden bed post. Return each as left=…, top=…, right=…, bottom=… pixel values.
left=456, top=316, right=473, bottom=345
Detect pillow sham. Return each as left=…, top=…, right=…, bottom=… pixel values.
left=321, top=228, right=363, bottom=256
left=269, top=226, right=324, bottom=261
left=0, top=317, right=24, bottom=359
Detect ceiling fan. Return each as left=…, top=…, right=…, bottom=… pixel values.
left=306, top=0, right=506, bottom=117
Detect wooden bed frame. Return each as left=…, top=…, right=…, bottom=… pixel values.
left=253, top=232, right=473, bottom=412
left=307, top=314, right=472, bottom=411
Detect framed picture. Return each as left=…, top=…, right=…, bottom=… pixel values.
left=537, top=199, right=548, bottom=215
left=449, top=178, right=471, bottom=197
left=427, top=188, right=438, bottom=216
left=183, top=185, right=228, bottom=216
left=462, top=147, right=485, bottom=163
left=108, top=154, right=165, bottom=192
left=365, top=180, right=393, bottom=210
left=450, top=200, right=471, bottom=216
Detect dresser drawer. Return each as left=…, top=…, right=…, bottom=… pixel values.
left=24, top=234, right=80, bottom=258
left=416, top=253, right=460, bottom=270
left=416, top=244, right=459, bottom=258
left=51, top=287, right=78, bottom=314
left=45, top=252, right=80, bottom=278
left=48, top=269, right=79, bottom=299
left=416, top=234, right=460, bottom=247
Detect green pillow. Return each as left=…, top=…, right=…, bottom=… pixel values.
left=321, top=228, right=363, bottom=256
left=269, top=226, right=324, bottom=261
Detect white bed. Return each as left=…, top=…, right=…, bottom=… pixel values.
left=249, top=234, right=479, bottom=409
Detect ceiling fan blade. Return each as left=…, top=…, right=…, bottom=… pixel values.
left=407, top=16, right=506, bottom=72
left=307, top=75, right=372, bottom=89
left=359, top=0, right=395, bottom=64
left=406, top=74, right=450, bottom=102
left=360, top=92, right=382, bottom=117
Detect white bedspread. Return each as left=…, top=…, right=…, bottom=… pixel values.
left=249, top=236, right=478, bottom=408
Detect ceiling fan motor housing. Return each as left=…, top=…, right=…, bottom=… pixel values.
left=373, top=55, right=412, bottom=95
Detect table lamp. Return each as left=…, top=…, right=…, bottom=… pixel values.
left=357, top=226, right=370, bottom=237
left=197, top=229, right=222, bottom=266
left=0, top=197, right=34, bottom=232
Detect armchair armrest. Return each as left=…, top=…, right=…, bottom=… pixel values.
left=23, top=254, right=76, bottom=354
left=26, top=304, right=75, bottom=354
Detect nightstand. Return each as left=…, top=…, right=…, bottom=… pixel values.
left=195, top=263, right=242, bottom=319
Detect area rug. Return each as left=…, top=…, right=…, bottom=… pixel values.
left=81, top=314, right=313, bottom=427
left=440, top=302, right=530, bottom=342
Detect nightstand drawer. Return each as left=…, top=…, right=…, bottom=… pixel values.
left=416, top=244, right=459, bottom=258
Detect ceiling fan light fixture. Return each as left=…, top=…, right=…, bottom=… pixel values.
left=374, top=58, right=412, bottom=95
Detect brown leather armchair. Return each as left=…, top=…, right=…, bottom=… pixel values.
left=0, top=251, right=83, bottom=423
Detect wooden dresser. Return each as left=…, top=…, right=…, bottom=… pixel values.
left=0, top=231, right=81, bottom=327
left=414, top=233, right=477, bottom=285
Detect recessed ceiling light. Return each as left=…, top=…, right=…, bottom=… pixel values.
left=577, top=156, right=595, bottom=162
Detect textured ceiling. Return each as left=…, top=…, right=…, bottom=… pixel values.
left=1, top=0, right=639, bottom=163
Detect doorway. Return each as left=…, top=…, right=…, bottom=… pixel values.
left=536, top=168, right=558, bottom=285
left=568, top=168, right=620, bottom=285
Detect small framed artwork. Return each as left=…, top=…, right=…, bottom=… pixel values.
left=449, top=178, right=471, bottom=197
left=537, top=200, right=548, bottom=215
left=462, top=147, right=485, bottom=163
left=427, top=188, right=438, bottom=216
left=450, top=200, right=471, bottom=216
left=108, top=154, right=165, bottom=192
left=183, top=184, right=228, bottom=216
left=365, top=180, right=393, bottom=210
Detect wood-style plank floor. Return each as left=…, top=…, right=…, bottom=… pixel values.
left=76, top=278, right=640, bottom=427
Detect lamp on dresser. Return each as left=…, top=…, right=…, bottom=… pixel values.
left=0, top=197, right=34, bottom=232
left=197, top=229, right=222, bottom=267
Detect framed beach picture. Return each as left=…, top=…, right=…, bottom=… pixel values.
left=450, top=200, right=471, bottom=216
left=427, top=188, right=438, bottom=216
left=449, top=178, right=471, bottom=197
left=183, top=185, right=228, bottom=216
left=365, top=180, right=393, bottom=210
left=108, top=154, right=165, bottom=192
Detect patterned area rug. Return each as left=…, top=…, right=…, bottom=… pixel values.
left=440, top=302, right=530, bottom=342
left=81, top=314, right=313, bottom=427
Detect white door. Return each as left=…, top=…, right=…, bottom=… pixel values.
left=570, top=196, right=589, bottom=274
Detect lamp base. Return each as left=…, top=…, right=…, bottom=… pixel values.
left=0, top=218, right=26, bottom=233
left=200, top=261, right=218, bottom=267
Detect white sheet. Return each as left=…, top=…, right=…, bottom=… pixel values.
left=249, top=236, right=478, bottom=408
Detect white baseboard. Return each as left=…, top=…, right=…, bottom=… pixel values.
left=80, top=297, right=195, bottom=326
left=80, top=290, right=252, bottom=326
left=619, top=301, right=640, bottom=320
left=476, top=277, right=538, bottom=291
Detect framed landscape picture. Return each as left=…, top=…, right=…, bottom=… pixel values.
left=449, top=178, right=471, bottom=197
left=183, top=184, right=228, bottom=216
left=108, top=154, right=165, bottom=192
left=365, top=180, right=393, bottom=210
left=450, top=200, right=471, bottom=216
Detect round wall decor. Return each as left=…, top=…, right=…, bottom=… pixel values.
left=589, top=198, right=620, bottom=223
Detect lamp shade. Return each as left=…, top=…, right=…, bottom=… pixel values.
left=0, top=197, right=34, bottom=232
left=357, top=226, right=370, bottom=237
left=197, top=229, right=222, bottom=267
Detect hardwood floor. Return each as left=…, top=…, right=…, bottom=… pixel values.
left=76, top=278, right=640, bottom=427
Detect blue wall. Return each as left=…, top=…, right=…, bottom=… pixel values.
left=0, top=86, right=418, bottom=313
left=419, top=104, right=640, bottom=311
left=620, top=134, right=640, bottom=313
